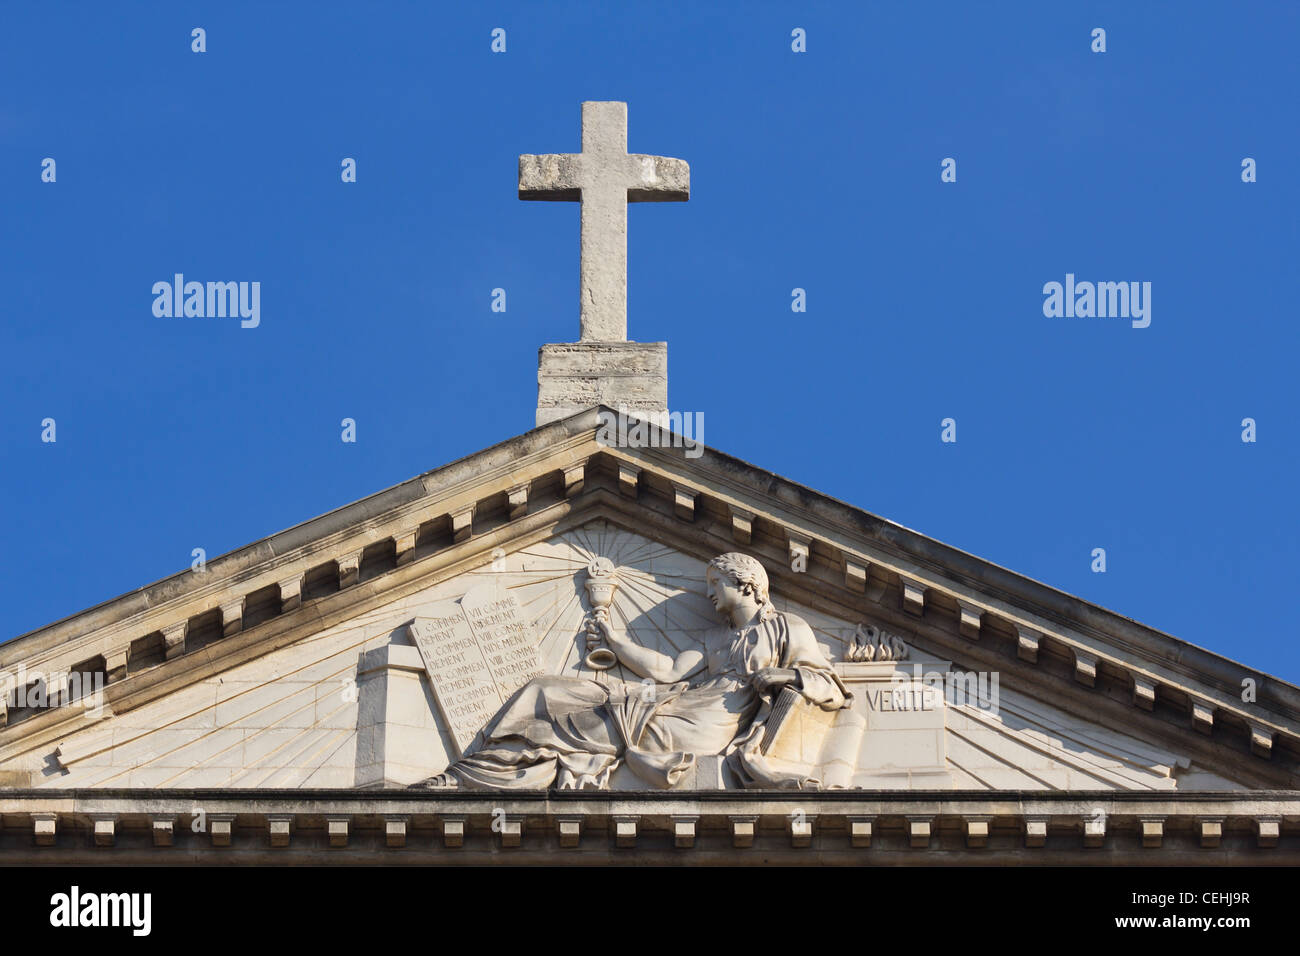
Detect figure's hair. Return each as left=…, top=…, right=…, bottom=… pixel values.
left=707, top=552, right=777, bottom=622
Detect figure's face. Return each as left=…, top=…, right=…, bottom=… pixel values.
left=706, top=568, right=747, bottom=618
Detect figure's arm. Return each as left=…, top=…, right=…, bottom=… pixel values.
left=780, top=616, right=850, bottom=709
left=752, top=666, right=800, bottom=696
left=596, top=614, right=705, bottom=683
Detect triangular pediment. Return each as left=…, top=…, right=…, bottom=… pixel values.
left=3, top=408, right=1297, bottom=794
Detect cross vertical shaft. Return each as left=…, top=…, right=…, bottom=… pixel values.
left=580, top=103, right=631, bottom=342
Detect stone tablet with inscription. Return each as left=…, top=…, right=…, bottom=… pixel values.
left=408, top=583, right=544, bottom=756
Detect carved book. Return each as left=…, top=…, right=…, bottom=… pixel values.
left=761, top=685, right=805, bottom=752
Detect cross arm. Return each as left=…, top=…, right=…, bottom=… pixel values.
left=626, top=155, right=689, bottom=202
left=519, top=152, right=690, bottom=202
left=518, top=153, right=582, bottom=201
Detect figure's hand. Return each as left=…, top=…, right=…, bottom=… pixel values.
left=752, top=667, right=799, bottom=696
left=585, top=611, right=617, bottom=655
left=591, top=608, right=616, bottom=643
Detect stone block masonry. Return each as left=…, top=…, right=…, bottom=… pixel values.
left=536, top=341, right=667, bottom=426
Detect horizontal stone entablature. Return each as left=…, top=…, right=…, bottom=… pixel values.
left=0, top=790, right=1295, bottom=862
left=1, top=411, right=1295, bottom=772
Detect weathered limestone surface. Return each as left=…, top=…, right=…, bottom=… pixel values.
left=536, top=341, right=667, bottom=426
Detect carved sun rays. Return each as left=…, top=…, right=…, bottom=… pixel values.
left=481, top=523, right=724, bottom=685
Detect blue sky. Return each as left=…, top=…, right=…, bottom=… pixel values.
left=2, top=2, right=1297, bottom=684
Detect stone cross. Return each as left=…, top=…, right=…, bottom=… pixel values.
left=519, top=102, right=690, bottom=342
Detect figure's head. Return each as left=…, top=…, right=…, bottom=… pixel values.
left=706, top=553, right=776, bottom=623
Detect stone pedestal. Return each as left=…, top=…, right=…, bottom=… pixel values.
left=536, top=341, right=667, bottom=426
left=353, top=637, right=456, bottom=788
left=835, top=662, right=953, bottom=788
